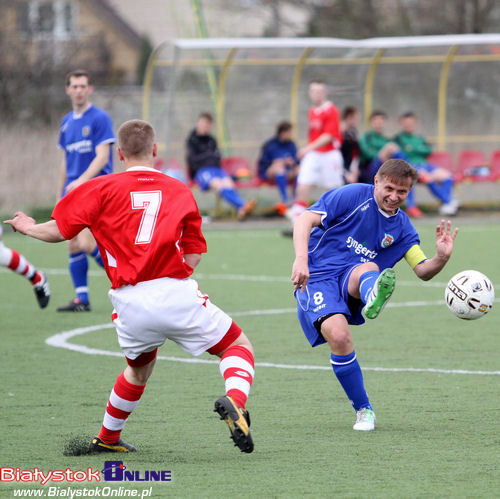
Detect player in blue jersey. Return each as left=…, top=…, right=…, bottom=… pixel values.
left=56, top=69, right=115, bottom=311
left=291, top=159, right=458, bottom=431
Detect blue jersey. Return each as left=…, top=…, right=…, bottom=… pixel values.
left=307, top=183, right=419, bottom=281
left=58, top=105, right=115, bottom=182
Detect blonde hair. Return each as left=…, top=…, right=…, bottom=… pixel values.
left=118, top=120, right=155, bottom=159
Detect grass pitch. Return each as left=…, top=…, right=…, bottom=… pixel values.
left=0, top=217, right=499, bottom=498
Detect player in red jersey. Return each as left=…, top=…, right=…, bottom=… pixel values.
left=0, top=226, right=50, bottom=308
left=287, top=80, right=344, bottom=227
left=5, top=119, right=255, bottom=454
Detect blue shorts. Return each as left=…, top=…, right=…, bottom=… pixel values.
left=295, top=265, right=364, bottom=347
left=414, top=162, right=436, bottom=174
left=194, top=166, right=229, bottom=191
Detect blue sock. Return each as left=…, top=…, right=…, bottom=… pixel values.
left=90, top=246, right=105, bottom=268
left=359, top=270, right=379, bottom=304
left=219, top=188, right=245, bottom=210
left=406, top=187, right=416, bottom=208
left=331, top=352, right=372, bottom=411
left=69, top=252, right=89, bottom=303
left=428, top=178, right=453, bottom=204
left=275, top=174, right=289, bottom=203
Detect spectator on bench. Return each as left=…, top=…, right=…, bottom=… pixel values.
left=186, top=112, right=255, bottom=220
left=258, top=121, right=299, bottom=215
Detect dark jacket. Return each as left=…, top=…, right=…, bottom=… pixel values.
left=186, top=129, right=221, bottom=178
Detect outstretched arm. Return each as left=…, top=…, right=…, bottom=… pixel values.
left=4, top=212, right=65, bottom=242
left=414, top=219, right=458, bottom=281
left=291, top=210, right=322, bottom=292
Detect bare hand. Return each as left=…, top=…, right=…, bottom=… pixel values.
left=4, top=212, right=36, bottom=235
left=291, top=256, right=309, bottom=292
left=297, top=147, right=308, bottom=160
left=65, top=178, right=84, bottom=193
left=436, top=219, right=459, bottom=260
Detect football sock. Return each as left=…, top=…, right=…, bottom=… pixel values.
left=290, top=200, right=308, bottom=223
left=359, top=270, right=380, bottom=304
left=427, top=178, right=453, bottom=204
left=0, top=244, right=38, bottom=282
left=90, top=246, right=105, bottom=268
left=98, top=372, right=146, bottom=444
left=219, top=345, right=254, bottom=409
left=330, top=352, right=372, bottom=411
left=69, top=251, right=89, bottom=303
left=219, top=188, right=245, bottom=210
left=275, top=173, right=289, bottom=203
left=405, top=187, right=416, bottom=208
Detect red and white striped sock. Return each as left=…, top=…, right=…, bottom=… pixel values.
left=219, top=346, right=254, bottom=409
left=1, top=246, right=39, bottom=283
left=98, top=372, right=145, bottom=444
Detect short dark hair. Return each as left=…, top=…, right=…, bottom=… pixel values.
left=342, top=106, right=358, bottom=120
left=276, top=120, right=292, bottom=136
left=118, top=119, right=155, bottom=159
left=370, top=110, right=387, bottom=120
left=400, top=111, right=416, bottom=120
left=65, top=69, right=91, bottom=86
left=198, top=111, right=213, bottom=122
left=376, top=158, right=419, bottom=186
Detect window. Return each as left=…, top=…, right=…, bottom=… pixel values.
left=17, top=0, right=76, bottom=39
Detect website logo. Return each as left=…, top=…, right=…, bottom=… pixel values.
left=102, top=461, right=172, bottom=482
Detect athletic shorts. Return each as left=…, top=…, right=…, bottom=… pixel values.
left=194, top=166, right=229, bottom=191
left=414, top=162, right=437, bottom=174
left=295, top=265, right=364, bottom=347
left=108, top=277, right=232, bottom=359
left=297, top=149, right=344, bottom=188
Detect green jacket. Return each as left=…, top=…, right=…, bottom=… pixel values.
left=392, top=132, right=432, bottom=165
left=359, top=131, right=389, bottom=164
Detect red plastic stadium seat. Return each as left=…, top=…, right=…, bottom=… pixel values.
left=488, top=150, right=500, bottom=181
left=426, top=151, right=455, bottom=173
left=456, top=150, right=490, bottom=182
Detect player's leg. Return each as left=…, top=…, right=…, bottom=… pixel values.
left=266, top=159, right=290, bottom=204
left=319, top=149, right=345, bottom=190
left=209, top=170, right=256, bottom=221
left=78, top=229, right=105, bottom=268
left=207, top=323, right=255, bottom=453
left=90, top=350, right=158, bottom=453
left=58, top=236, right=90, bottom=311
left=320, top=313, right=375, bottom=430
left=0, top=228, right=50, bottom=308
left=349, top=262, right=396, bottom=320
left=424, top=165, right=458, bottom=215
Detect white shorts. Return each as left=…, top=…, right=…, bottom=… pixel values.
left=297, top=149, right=344, bottom=188
left=108, top=277, right=232, bottom=359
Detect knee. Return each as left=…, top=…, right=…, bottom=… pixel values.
left=68, top=238, right=81, bottom=253
left=359, top=262, right=379, bottom=273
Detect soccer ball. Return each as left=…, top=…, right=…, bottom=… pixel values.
left=445, top=270, right=495, bottom=320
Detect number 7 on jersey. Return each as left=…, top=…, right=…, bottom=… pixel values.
left=130, top=191, right=162, bottom=244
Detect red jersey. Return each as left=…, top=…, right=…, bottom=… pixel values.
left=308, top=101, right=341, bottom=152
left=52, top=167, right=207, bottom=288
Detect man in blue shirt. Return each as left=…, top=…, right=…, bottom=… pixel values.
left=56, top=69, right=115, bottom=311
left=258, top=121, right=298, bottom=213
left=291, top=159, right=458, bottom=431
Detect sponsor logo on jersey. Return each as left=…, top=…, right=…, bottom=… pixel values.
left=346, top=236, right=378, bottom=259
left=82, top=125, right=91, bottom=137
left=66, top=139, right=92, bottom=154
left=381, top=233, right=394, bottom=248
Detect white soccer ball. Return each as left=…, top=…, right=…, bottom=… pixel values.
left=445, top=270, right=495, bottom=320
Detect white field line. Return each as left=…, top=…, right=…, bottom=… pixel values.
left=2, top=267, right=499, bottom=290
left=45, top=306, right=500, bottom=376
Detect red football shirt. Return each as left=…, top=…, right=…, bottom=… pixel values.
left=52, top=167, right=207, bottom=288
left=308, top=101, right=341, bottom=152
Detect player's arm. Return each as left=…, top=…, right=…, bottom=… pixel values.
left=4, top=212, right=65, bottom=242
left=65, top=143, right=111, bottom=193
left=57, top=155, right=67, bottom=200
left=412, top=220, right=459, bottom=281
left=298, top=133, right=333, bottom=159
left=291, top=210, right=322, bottom=292
left=184, top=253, right=202, bottom=268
